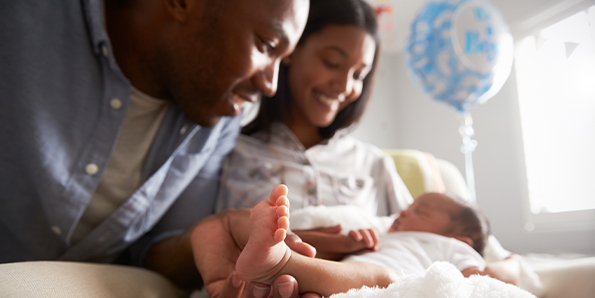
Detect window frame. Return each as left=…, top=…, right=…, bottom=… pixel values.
left=514, top=3, right=595, bottom=233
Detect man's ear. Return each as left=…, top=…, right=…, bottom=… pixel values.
left=162, top=0, right=193, bottom=22
left=281, top=54, right=293, bottom=66
left=454, top=236, right=474, bottom=248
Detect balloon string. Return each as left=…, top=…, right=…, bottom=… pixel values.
left=458, top=112, right=478, bottom=202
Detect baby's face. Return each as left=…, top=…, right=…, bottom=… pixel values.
left=388, top=192, right=460, bottom=235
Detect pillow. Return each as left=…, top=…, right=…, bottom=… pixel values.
left=383, top=149, right=446, bottom=199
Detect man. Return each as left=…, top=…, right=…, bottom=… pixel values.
left=0, top=0, right=314, bottom=297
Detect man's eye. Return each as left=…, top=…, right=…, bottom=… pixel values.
left=263, top=42, right=274, bottom=53
left=258, top=37, right=277, bottom=54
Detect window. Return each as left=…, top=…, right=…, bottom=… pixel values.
left=515, top=5, right=595, bottom=231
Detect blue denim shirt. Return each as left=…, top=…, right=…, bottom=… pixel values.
left=0, top=0, right=241, bottom=263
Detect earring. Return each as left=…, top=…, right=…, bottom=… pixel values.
left=282, top=57, right=291, bottom=65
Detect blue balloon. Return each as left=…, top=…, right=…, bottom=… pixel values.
left=405, top=0, right=514, bottom=112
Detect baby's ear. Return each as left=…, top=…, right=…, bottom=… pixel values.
left=453, top=236, right=474, bottom=247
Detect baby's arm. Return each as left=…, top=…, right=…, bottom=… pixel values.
left=483, top=255, right=522, bottom=285
left=461, top=266, right=485, bottom=278
left=461, top=256, right=522, bottom=284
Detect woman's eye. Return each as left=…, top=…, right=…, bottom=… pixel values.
left=323, top=59, right=340, bottom=69
left=354, top=69, right=371, bottom=81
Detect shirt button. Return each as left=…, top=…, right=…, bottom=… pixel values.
left=101, top=44, right=109, bottom=57
left=110, top=98, right=122, bottom=110
left=51, top=226, right=62, bottom=235
left=249, top=169, right=257, bottom=178
left=180, top=124, right=189, bottom=135
left=85, top=163, right=99, bottom=175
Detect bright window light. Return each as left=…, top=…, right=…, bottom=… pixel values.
left=515, top=6, right=595, bottom=215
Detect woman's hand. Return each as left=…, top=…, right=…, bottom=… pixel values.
left=347, top=228, right=380, bottom=252
left=292, top=225, right=380, bottom=260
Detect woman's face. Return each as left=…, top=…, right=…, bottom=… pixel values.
left=287, top=24, right=376, bottom=128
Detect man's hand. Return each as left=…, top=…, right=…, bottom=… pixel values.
left=144, top=187, right=322, bottom=297
left=218, top=272, right=321, bottom=298
left=191, top=207, right=321, bottom=298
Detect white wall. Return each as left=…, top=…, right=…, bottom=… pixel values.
left=352, top=0, right=595, bottom=254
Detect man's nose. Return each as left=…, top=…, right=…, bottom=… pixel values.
left=253, top=59, right=280, bottom=98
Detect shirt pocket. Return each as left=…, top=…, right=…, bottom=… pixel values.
left=220, top=156, right=286, bottom=208
left=331, top=174, right=375, bottom=206
left=239, top=158, right=285, bottom=182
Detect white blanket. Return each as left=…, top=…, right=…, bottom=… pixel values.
left=330, top=261, right=535, bottom=298
left=291, top=206, right=537, bottom=298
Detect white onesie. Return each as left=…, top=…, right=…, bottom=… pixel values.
left=342, top=231, right=486, bottom=276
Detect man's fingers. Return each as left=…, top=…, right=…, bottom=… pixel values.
left=217, top=272, right=245, bottom=298
left=271, top=275, right=298, bottom=298
left=300, top=294, right=323, bottom=298
left=242, top=282, right=272, bottom=298
left=271, top=275, right=323, bottom=298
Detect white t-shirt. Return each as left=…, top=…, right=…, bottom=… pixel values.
left=342, top=232, right=486, bottom=276
left=72, top=87, right=169, bottom=243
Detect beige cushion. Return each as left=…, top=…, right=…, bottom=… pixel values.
left=0, top=261, right=187, bottom=298
left=532, top=256, right=595, bottom=298
left=383, top=149, right=470, bottom=200
left=435, top=158, right=472, bottom=202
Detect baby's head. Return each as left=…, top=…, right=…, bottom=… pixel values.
left=388, top=192, right=490, bottom=255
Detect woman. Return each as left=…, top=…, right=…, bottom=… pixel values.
left=217, top=0, right=413, bottom=219
left=217, top=0, right=528, bottom=287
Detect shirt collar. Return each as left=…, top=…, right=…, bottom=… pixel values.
left=253, top=122, right=347, bottom=152
left=81, top=0, right=120, bottom=70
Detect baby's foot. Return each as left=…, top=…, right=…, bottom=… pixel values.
left=235, top=185, right=292, bottom=283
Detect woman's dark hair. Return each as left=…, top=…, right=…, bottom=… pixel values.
left=242, top=0, right=380, bottom=139
left=445, top=193, right=491, bottom=256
